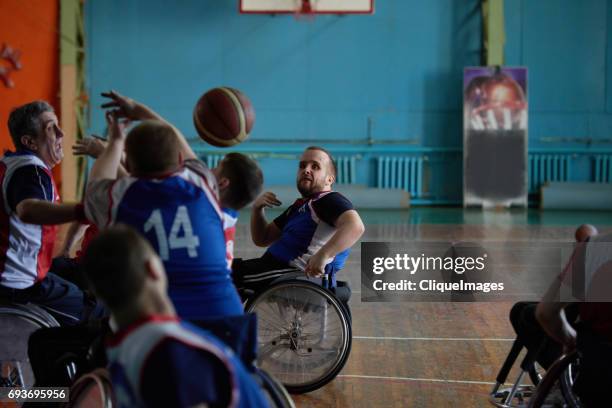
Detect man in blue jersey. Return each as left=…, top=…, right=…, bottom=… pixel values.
left=232, top=146, right=365, bottom=294
left=81, top=225, right=269, bottom=408
left=83, top=92, right=263, bottom=320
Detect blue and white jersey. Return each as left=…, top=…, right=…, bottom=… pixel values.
left=267, top=191, right=353, bottom=274
left=84, top=160, right=243, bottom=319
left=106, top=315, right=269, bottom=408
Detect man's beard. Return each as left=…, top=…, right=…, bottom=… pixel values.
left=297, top=179, right=317, bottom=197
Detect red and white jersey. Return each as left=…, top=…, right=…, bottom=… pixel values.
left=0, top=153, right=59, bottom=289
left=222, top=208, right=238, bottom=269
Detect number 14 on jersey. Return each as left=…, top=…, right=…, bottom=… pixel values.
left=144, top=206, right=200, bottom=260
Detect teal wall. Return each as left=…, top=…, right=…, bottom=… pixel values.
left=86, top=0, right=612, bottom=203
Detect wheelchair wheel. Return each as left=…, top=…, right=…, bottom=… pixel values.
left=528, top=351, right=580, bottom=408
left=256, top=368, right=296, bottom=408
left=66, top=368, right=115, bottom=408
left=559, top=355, right=581, bottom=408
left=245, top=281, right=352, bottom=394
left=0, top=303, right=59, bottom=388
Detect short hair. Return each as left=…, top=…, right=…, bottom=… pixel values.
left=125, top=120, right=181, bottom=175
left=7, top=101, right=54, bottom=150
left=81, top=224, right=156, bottom=310
left=219, top=153, right=263, bottom=210
left=305, top=146, right=336, bottom=178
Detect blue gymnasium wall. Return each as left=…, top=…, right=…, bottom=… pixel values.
left=85, top=0, right=611, bottom=204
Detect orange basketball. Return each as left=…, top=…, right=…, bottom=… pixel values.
left=193, top=87, right=255, bottom=147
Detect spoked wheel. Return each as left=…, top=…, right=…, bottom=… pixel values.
left=0, top=303, right=59, bottom=388
left=246, top=281, right=352, bottom=394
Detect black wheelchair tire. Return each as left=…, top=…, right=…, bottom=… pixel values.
left=245, top=281, right=352, bottom=394
left=256, top=368, right=296, bottom=408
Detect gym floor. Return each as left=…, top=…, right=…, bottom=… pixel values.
left=234, top=208, right=612, bottom=408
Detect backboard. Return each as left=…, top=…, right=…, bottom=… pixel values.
left=239, top=0, right=374, bottom=15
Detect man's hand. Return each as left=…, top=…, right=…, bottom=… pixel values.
left=250, top=192, right=282, bottom=247
left=101, top=89, right=197, bottom=161
left=88, top=111, right=128, bottom=181
left=72, top=136, right=106, bottom=158
left=105, top=110, right=129, bottom=143
left=101, top=90, right=151, bottom=120
left=305, top=250, right=330, bottom=278
left=253, top=192, right=282, bottom=211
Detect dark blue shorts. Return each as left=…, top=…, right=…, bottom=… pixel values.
left=0, top=273, right=107, bottom=326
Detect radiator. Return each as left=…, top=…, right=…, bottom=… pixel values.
left=335, top=155, right=357, bottom=185
left=593, top=155, right=612, bottom=183
left=204, top=154, right=223, bottom=169
left=528, top=154, right=571, bottom=193
left=376, top=156, right=424, bottom=197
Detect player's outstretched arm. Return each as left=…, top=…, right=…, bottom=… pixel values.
left=250, top=191, right=282, bottom=247
left=17, top=200, right=85, bottom=225
left=89, top=111, right=127, bottom=181
left=536, top=271, right=576, bottom=353
left=305, top=210, right=365, bottom=277
left=73, top=135, right=129, bottom=177
left=101, top=90, right=197, bottom=161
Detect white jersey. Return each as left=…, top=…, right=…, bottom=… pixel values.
left=0, top=152, right=59, bottom=289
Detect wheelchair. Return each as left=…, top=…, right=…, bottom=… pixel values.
left=244, top=270, right=352, bottom=394
left=31, top=313, right=294, bottom=408
left=0, top=302, right=60, bottom=388
left=489, top=337, right=578, bottom=408
left=62, top=366, right=294, bottom=408
left=526, top=351, right=581, bottom=408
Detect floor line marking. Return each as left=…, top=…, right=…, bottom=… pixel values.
left=353, top=336, right=514, bottom=342
left=337, top=374, right=495, bottom=386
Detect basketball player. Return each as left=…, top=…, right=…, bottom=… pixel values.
left=82, top=225, right=269, bottom=408
left=232, top=146, right=365, bottom=294
left=536, top=227, right=612, bottom=406
left=84, top=92, right=263, bottom=320
left=0, top=100, right=105, bottom=325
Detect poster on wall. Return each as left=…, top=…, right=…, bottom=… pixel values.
left=463, top=66, right=528, bottom=208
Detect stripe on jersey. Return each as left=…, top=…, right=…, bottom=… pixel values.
left=289, top=193, right=335, bottom=270
left=178, top=165, right=223, bottom=220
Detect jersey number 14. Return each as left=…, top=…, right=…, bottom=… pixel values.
left=144, top=206, right=200, bottom=260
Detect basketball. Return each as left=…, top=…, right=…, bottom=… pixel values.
left=193, top=87, right=255, bottom=147
left=575, top=224, right=598, bottom=242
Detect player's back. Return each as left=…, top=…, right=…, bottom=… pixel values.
left=112, top=168, right=243, bottom=319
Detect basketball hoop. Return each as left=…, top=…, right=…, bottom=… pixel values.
left=240, top=0, right=375, bottom=16
left=294, top=0, right=316, bottom=21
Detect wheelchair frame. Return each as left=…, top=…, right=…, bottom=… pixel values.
left=489, top=337, right=579, bottom=408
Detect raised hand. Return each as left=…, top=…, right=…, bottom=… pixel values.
left=253, top=192, right=282, bottom=211
left=72, top=136, right=107, bottom=158
left=101, top=90, right=145, bottom=120
left=105, top=110, right=129, bottom=142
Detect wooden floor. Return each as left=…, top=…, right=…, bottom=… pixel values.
left=234, top=208, right=612, bottom=408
